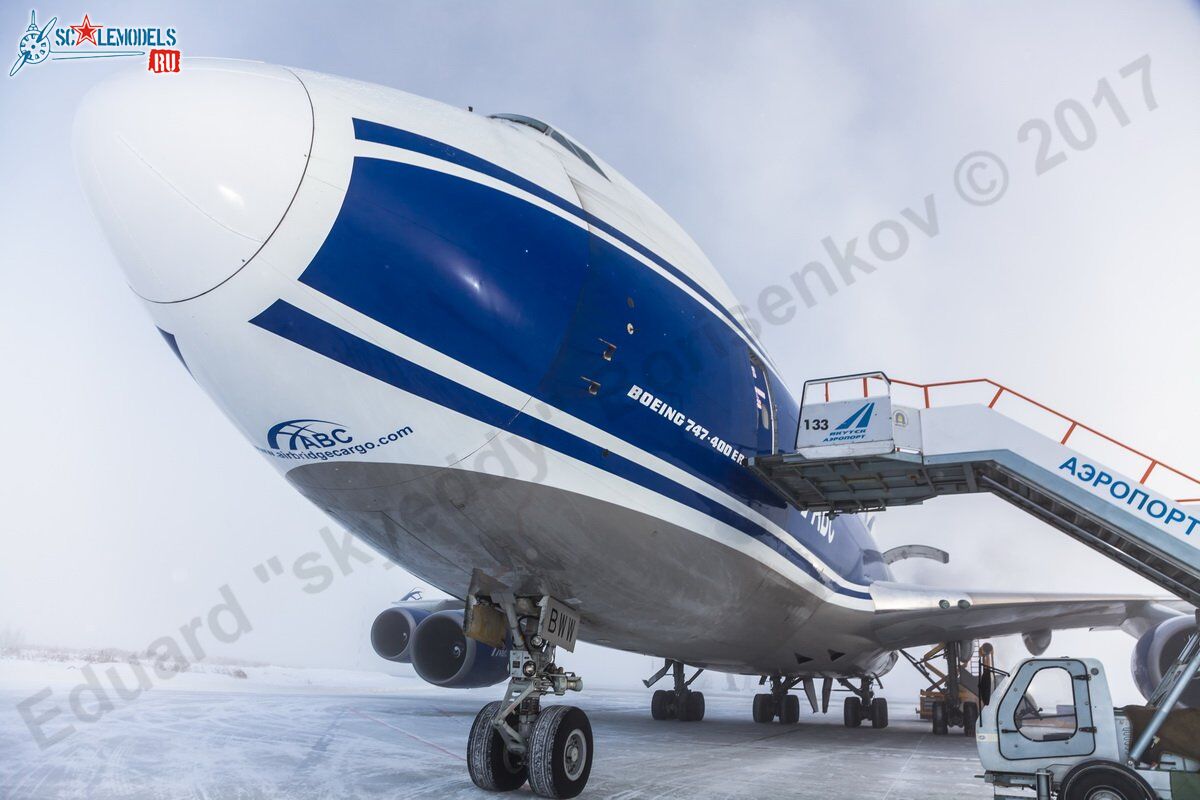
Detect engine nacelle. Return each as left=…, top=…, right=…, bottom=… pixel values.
left=410, top=610, right=510, bottom=688
left=1022, top=629, right=1052, bottom=657
left=1132, top=615, right=1199, bottom=708
left=370, top=606, right=435, bottom=663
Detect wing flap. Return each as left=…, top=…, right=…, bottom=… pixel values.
left=870, top=581, right=1191, bottom=650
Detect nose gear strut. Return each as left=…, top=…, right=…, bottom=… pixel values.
left=463, top=570, right=592, bottom=798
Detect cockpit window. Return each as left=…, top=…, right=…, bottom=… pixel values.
left=549, top=131, right=607, bottom=179
left=490, top=113, right=607, bottom=180
left=491, top=112, right=550, bottom=134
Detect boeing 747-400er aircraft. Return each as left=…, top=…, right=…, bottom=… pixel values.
left=74, top=61, right=1196, bottom=798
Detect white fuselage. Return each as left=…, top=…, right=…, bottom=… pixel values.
left=75, top=59, right=896, bottom=678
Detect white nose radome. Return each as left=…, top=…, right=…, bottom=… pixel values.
left=73, top=59, right=312, bottom=303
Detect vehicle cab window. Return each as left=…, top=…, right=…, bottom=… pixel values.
left=1015, top=666, right=1078, bottom=742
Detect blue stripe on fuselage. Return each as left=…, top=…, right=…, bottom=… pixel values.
left=290, top=120, right=883, bottom=589
left=297, top=150, right=589, bottom=397
left=296, top=156, right=784, bottom=518
left=352, top=118, right=760, bottom=350
left=250, top=299, right=870, bottom=599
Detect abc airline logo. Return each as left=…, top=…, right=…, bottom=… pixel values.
left=266, top=419, right=353, bottom=451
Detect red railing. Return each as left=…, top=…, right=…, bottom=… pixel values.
left=814, top=375, right=1200, bottom=505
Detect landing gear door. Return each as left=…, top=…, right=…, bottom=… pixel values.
left=997, top=659, right=1096, bottom=761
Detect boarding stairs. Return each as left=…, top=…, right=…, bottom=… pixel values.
left=749, top=372, right=1200, bottom=607
left=749, top=372, right=1200, bottom=764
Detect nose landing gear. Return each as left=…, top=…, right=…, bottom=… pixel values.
left=463, top=572, right=591, bottom=798
left=468, top=701, right=528, bottom=791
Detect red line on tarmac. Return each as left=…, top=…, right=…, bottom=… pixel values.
left=350, top=707, right=466, bottom=761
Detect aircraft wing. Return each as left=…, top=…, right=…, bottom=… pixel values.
left=869, top=581, right=1193, bottom=650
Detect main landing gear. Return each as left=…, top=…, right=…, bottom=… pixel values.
left=752, top=675, right=802, bottom=724
left=644, top=659, right=706, bottom=721
left=742, top=673, right=888, bottom=729
left=838, top=676, right=889, bottom=729
left=463, top=572, right=592, bottom=798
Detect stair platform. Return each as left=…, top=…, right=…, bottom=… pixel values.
left=748, top=373, right=1200, bottom=606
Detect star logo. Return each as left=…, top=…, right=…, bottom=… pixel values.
left=69, top=14, right=102, bottom=47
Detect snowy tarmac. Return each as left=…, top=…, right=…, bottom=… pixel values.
left=0, top=662, right=990, bottom=799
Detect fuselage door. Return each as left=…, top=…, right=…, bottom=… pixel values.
left=749, top=353, right=775, bottom=455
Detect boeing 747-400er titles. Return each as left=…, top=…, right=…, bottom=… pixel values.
left=74, top=60, right=1196, bottom=798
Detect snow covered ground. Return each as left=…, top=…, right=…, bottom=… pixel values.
left=0, top=652, right=989, bottom=799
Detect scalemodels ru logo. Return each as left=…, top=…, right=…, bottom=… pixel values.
left=9, top=9, right=181, bottom=78
left=259, top=419, right=414, bottom=463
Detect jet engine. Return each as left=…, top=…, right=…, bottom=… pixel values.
left=409, top=610, right=510, bottom=688
left=1132, top=614, right=1199, bottom=708
left=1022, top=629, right=1052, bottom=657
left=370, top=606, right=433, bottom=663
left=372, top=605, right=510, bottom=688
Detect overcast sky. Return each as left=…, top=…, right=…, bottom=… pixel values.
left=1, top=1, right=1198, bottom=704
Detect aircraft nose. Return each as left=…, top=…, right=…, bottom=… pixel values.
left=73, top=59, right=313, bottom=303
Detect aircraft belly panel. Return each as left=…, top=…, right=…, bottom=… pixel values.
left=288, top=460, right=886, bottom=675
